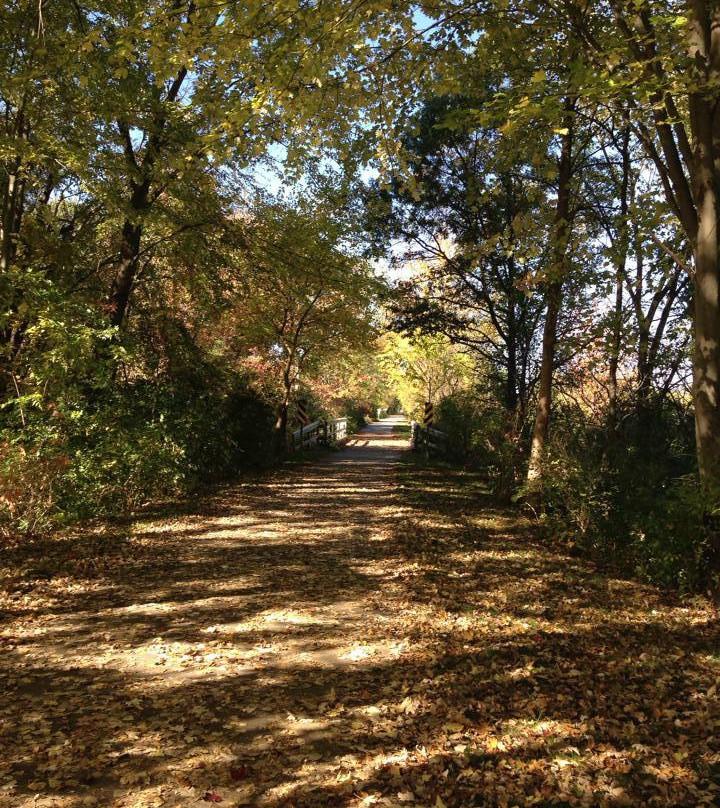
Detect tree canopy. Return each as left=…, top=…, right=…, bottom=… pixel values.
left=2, top=0, right=720, bottom=598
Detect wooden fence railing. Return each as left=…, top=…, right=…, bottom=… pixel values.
left=291, top=417, right=348, bottom=452
left=411, top=420, right=449, bottom=455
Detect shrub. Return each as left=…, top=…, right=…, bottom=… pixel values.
left=434, top=391, right=526, bottom=500
left=0, top=440, right=67, bottom=540
left=0, top=369, right=277, bottom=539
left=536, top=399, right=709, bottom=592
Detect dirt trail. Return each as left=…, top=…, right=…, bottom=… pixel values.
left=1, top=417, right=420, bottom=807
left=1, top=416, right=719, bottom=808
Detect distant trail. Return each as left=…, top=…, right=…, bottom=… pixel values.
left=2, top=415, right=719, bottom=808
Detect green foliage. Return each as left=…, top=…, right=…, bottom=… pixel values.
left=61, top=413, right=187, bottom=516
left=536, top=402, right=708, bottom=592
left=0, top=440, right=67, bottom=540
left=435, top=391, right=525, bottom=501
left=379, top=332, right=474, bottom=418
left=0, top=362, right=277, bottom=539
left=631, top=477, right=714, bottom=593
left=342, top=402, right=371, bottom=434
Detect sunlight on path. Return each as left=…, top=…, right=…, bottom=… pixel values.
left=1, top=416, right=719, bottom=808
left=0, top=417, right=421, bottom=808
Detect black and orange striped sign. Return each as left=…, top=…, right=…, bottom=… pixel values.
left=423, top=401, right=434, bottom=427
left=297, top=399, right=310, bottom=427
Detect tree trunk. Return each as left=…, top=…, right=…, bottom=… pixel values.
left=107, top=62, right=188, bottom=329
left=636, top=320, right=652, bottom=399
left=274, top=396, right=290, bottom=455
left=527, top=281, right=562, bottom=484
left=505, top=327, right=519, bottom=425
left=606, top=269, right=623, bottom=441
left=607, top=125, right=631, bottom=447
left=109, top=218, right=143, bottom=328
left=687, top=5, right=720, bottom=595
left=689, top=91, right=720, bottom=488
left=692, top=243, right=720, bottom=486
left=274, top=361, right=294, bottom=456
left=526, top=105, right=575, bottom=487
left=692, top=180, right=720, bottom=600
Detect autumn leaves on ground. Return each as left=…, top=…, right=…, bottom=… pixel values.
left=1, top=417, right=719, bottom=808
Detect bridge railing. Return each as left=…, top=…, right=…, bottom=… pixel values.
left=411, top=420, right=449, bottom=455
left=291, top=417, right=348, bottom=452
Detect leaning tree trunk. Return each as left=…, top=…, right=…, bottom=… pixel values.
left=273, top=358, right=295, bottom=457
left=107, top=64, right=188, bottom=329
left=274, top=398, right=290, bottom=455
left=526, top=107, right=575, bottom=488
left=109, top=218, right=143, bottom=328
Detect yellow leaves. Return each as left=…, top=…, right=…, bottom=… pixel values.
left=400, top=695, right=420, bottom=714
left=119, top=770, right=147, bottom=786
left=486, top=736, right=506, bottom=753
left=607, top=786, right=634, bottom=806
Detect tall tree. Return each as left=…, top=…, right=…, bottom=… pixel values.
left=369, top=94, right=546, bottom=430
left=223, top=202, right=381, bottom=451
left=527, top=99, right=578, bottom=485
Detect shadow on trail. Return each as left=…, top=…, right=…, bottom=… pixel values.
left=1, top=417, right=719, bottom=808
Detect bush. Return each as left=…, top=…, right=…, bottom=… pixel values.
left=630, top=477, right=711, bottom=592
left=536, top=399, right=708, bottom=592
left=0, top=440, right=67, bottom=540
left=0, top=369, right=277, bottom=539
left=59, top=417, right=188, bottom=516
left=434, top=391, right=526, bottom=500
left=342, top=401, right=371, bottom=433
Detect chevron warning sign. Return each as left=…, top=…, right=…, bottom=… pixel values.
left=297, top=399, right=310, bottom=427
left=423, top=401, right=434, bottom=427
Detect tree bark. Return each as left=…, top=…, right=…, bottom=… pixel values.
left=109, top=217, right=144, bottom=328
left=688, top=69, right=720, bottom=488
left=527, top=280, right=562, bottom=485
left=691, top=97, right=720, bottom=599
left=607, top=125, right=631, bottom=445
left=691, top=108, right=720, bottom=490
left=687, top=0, right=720, bottom=598
left=606, top=269, right=623, bottom=438
left=107, top=60, right=188, bottom=328
left=273, top=359, right=293, bottom=455
left=526, top=104, right=575, bottom=487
